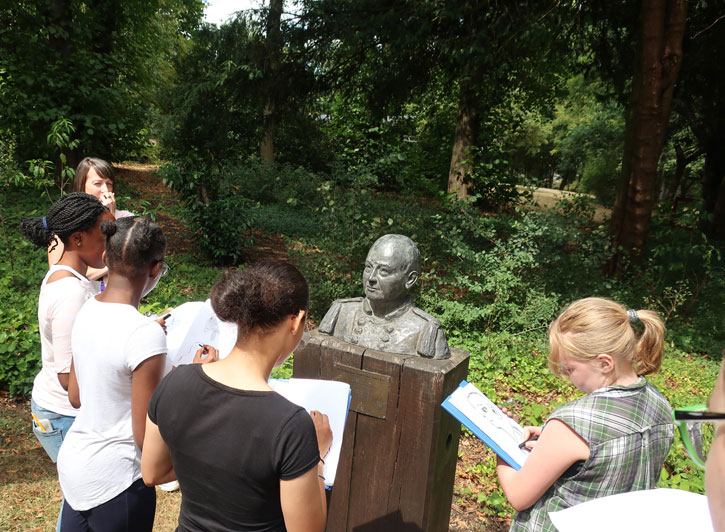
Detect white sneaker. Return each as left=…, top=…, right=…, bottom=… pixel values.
left=159, top=480, right=180, bottom=492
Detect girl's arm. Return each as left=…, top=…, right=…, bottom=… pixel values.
left=131, top=354, right=166, bottom=449
left=68, top=358, right=80, bottom=408
left=280, top=463, right=327, bottom=532
left=496, top=419, right=590, bottom=511
left=141, top=415, right=177, bottom=486
left=280, top=410, right=332, bottom=532
left=85, top=266, right=108, bottom=281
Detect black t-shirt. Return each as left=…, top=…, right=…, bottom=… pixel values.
left=148, top=364, right=320, bottom=532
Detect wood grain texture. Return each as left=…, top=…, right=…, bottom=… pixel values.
left=293, top=334, right=469, bottom=532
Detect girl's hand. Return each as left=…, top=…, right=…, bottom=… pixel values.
left=193, top=344, right=218, bottom=364
left=310, top=410, right=332, bottom=459
left=154, top=317, right=168, bottom=334
left=100, top=191, right=116, bottom=215
left=521, top=426, right=543, bottom=450
left=154, top=309, right=174, bottom=335
left=501, top=406, right=520, bottom=423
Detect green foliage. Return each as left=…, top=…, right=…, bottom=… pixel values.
left=0, top=188, right=47, bottom=395
left=0, top=134, right=24, bottom=187
left=0, top=272, right=43, bottom=397
left=468, top=150, right=521, bottom=210
left=23, top=117, right=80, bottom=196
left=632, top=204, right=725, bottom=357
left=160, top=159, right=258, bottom=265
left=0, top=1, right=203, bottom=164
left=191, top=197, right=256, bottom=266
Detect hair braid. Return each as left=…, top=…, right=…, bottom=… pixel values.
left=19, top=192, right=108, bottom=250
left=102, top=216, right=166, bottom=278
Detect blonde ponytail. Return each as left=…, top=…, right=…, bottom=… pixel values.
left=631, top=309, right=665, bottom=376
left=548, top=297, right=666, bottom=377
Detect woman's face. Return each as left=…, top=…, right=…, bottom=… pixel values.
left=78, top=211, right=114, bottom=269
left=84, top=167, right=114, bottom=200
left=558, top=352, right=606, bottom=394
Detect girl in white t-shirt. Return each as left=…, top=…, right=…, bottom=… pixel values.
left=57, top=216, right=170, bottom=532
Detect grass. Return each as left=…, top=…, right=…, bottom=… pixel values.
left=0, top=393, right=182, bottom=531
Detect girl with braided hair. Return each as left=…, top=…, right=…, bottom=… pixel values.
left=20, top=192, right=113, bottom=532
left=19, top=192, right=113, bottom=462
left=496, top=297, right=674, bottom=532
left=47, top=157, right=133, bottom=278
left=56, top=216, right=173, bottom=532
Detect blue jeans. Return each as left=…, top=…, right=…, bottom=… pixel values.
left=31, top=399, right=76, bottom=532
left=30, top=399, right=75, bottom=463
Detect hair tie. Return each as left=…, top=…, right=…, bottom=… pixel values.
left=42, top=216, right=48, bottom=230
left=626, top=309, right=639, bottom=324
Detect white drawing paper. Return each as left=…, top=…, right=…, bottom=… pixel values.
left=269, top=378, right=351, bottom=487
left=165, top=300, right=238, bottom=366
left=444, top=381, right=530, bottom=468
left=548, top=488, right=713, bottom=532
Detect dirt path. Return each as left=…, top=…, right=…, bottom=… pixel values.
left=517, top=185, right=611, bottom=223
left=114, top=163, right=510, bottom=532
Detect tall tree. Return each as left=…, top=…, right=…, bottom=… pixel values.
left=302, top=0, right=570, bottom=198
left=260, top=0, right=283, bottom=164
left=0, top=0, right=202, bottom=168
left=607, top=0, right=687, bottom=272
left=673, top=3, right=725, bottom=239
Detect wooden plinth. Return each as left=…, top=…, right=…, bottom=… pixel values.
left=293, top=333, right=470, bottom=532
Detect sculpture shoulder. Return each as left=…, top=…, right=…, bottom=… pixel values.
left=318, top=297, right=364, bottom=335
left=333, top=297, right=365, bottom=305
left=410, top=307, right=443, bottom=328
left=411, top=307, right=450, bottom=360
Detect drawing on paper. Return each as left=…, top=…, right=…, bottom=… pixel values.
left=465, top=390, right=525, bottom=451
left=442, top=381, right=531, bottom=469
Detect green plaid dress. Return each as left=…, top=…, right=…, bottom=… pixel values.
left=510, top=377, right=674, bottom=532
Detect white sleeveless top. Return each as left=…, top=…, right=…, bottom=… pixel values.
left=32, top=265, right=99, bottom=417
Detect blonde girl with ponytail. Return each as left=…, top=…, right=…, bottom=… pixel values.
left=496, top=297, right=674, bottom=532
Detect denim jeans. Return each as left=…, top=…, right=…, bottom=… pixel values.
left=30, top=399, right=75, bottom=463
left=30, top=399, right=76, bottom=532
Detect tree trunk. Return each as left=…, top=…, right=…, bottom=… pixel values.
left=48, top=0, right=74, bottom=190
left=668, top=141, right=687, bottom=199
left=447, top=82, right=478, bottom=199
left=261, top=0, right=283, bottom=165
left=608, top=0, right=687, bottom=275
left=261, top=102, right=276, bottom=165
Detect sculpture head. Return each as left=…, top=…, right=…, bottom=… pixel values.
left=363, top=234, right=421, bottom=304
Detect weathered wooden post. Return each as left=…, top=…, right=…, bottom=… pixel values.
left=294, top=333, right=469, bottom=532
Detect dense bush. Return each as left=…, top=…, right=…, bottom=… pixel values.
left=161, top=153, right=724, bottom=363
left=0, top=189, right=46, bottom=396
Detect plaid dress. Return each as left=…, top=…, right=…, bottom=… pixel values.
left=510, top=377, right=674, bottom=532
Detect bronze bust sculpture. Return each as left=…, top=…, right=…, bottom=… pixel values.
left=318, top=234, right=450, bottom=359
